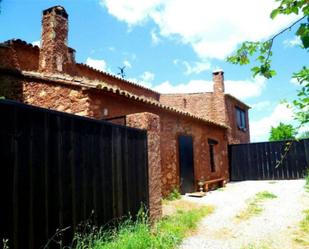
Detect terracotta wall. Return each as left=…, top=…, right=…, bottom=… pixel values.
left=225, top=95, right=250, bottom=144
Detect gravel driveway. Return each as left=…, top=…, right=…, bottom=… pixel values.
left=180, top=180, right=308, bottom=249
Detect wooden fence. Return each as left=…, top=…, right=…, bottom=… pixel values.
left=229, top=139, right=309, bottom=181
left=0, top=100, right=149, bottom=249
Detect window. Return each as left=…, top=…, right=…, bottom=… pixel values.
left=208, top=139, right=218, bottom=172
left=236, top=107, right=246, bottom=131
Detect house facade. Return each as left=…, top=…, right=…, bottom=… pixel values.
left=0, top=6, right=250, bottom=218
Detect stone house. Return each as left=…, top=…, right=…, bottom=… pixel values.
left=0, top=6, right=250, bottom=219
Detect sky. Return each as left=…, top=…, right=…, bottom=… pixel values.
left=0, top=0, right=308, bottom=142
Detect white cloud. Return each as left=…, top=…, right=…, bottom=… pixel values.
left=100, top=0, right=299, bottom=60
left=123, top=60, right=132, bottom=68
left=140, top=71, right=155, bottom=82
left=174, top=60, right=211, bottom=75
left=32, top=40, right=40, bottom=47
left=183, top=61, right=211, bottom=75
left=127, top=71, right=155, bottom=88
left=283, top=36, right=301, bottom=48
left=290, top=77, right=300, bottom=85
left=86, top=57, right=108, bottom=71
left=152, top=76, right=266, bottom=100
left=250, top=104, right=294, bottom=142
left=250, top=101, right=272, bottom=111
left=151, top=29, right=161, bottom=45
left=153, top=79, right=212, bottom=93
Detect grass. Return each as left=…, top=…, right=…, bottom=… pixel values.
left=235, top=191, right=277, bottom=221
left=164, top=188, right=182, bottom=202
left=241, top=242, right=273, bottom=249
left=72, top=205, right=214, bottom=249
left=294, top=209, right=309, bottom=246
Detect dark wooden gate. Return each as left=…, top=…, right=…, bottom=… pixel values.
left=0, top=100, right=149, bottom=249
left=178, top=135, right=195, bottom=194
left=229, top=139, right=309, bottom=181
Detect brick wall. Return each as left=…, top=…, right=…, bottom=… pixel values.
left=159, top=93, right=214, bottom=120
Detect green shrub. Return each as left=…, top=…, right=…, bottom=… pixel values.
left=165, top=188, right=181, bottom=201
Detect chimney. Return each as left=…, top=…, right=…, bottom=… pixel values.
left=212, top=69, right=227, bottom=124
left=39, top=6, right=69, bottom=73
left=212, top=69, right=225, bottom=93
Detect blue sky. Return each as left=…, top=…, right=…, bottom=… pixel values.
left=0, top=0, right=308, bottom=141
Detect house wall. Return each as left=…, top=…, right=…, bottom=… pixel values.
left=159, top=93, right=215, bottom=120
left=87, top=91, right=228, bottom=196
left=225, top=96, right=250, bottom=144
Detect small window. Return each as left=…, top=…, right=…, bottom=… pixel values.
left=208, top=139, right=218, bottom=173
left=236, top=107, right=246, bottom=131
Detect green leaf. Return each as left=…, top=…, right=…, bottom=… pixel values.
left=270, top=9, right=280, bottom=19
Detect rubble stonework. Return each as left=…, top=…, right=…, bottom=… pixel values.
left=126, top=112, right=162, bottom=221
left=39, top=6, right=70, bottom=73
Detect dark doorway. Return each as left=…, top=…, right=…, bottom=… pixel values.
left=178, top=135, right=195, bottom=194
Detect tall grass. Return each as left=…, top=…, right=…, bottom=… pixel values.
left=73, top=206, right=213, bottom=249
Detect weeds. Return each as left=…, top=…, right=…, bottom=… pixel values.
left=236, top=191, right=277, bottom=221
left=294, top=209, right=309, bottom=246
left=164, top=188, right=182, bottom=201
left=72, top=205, right=213, bottom=249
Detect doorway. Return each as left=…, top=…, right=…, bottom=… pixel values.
left=178, top=135, right=195, bottom=194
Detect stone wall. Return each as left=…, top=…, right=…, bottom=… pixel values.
left=126, top=112, right=162, bottom=221
left=22, top=79, right=90, bottom=116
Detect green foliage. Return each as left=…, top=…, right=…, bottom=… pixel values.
left=72, top=206, right=213, bottom=249
left=269, top=122, right=297, bottom=141
left=227, top=0, right=309, bottom=128
left=165, top=187, right=181, bottom=201
left=291, top=67, right=309, bottom=125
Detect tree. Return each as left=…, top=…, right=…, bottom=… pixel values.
left=269, top=122, right=297, bottom=141
left=227, top=0, right=308, bottom=127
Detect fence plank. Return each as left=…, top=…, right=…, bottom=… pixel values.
left=229, top=139, right=309, bottom=181
left=0, top=100, right=149, bottom=249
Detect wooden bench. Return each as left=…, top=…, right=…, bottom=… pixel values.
left=204, top=177, right=226, bottom=192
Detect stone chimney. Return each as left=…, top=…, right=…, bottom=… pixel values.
left=212, top=69, right=227, bottom=124
left=213, top=69, right=225, bottom=93
left=39, top=6, right=69, bottom=73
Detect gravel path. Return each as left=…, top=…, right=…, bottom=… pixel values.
left=180, top=180, right=308, bottom=249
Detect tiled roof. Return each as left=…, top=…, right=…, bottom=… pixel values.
left=21, top=71, right=228, bottom=129
left=76, top=63, right=160, bottom=95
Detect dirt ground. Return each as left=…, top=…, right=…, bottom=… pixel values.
left=165, top=180, right=309, bottom=249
